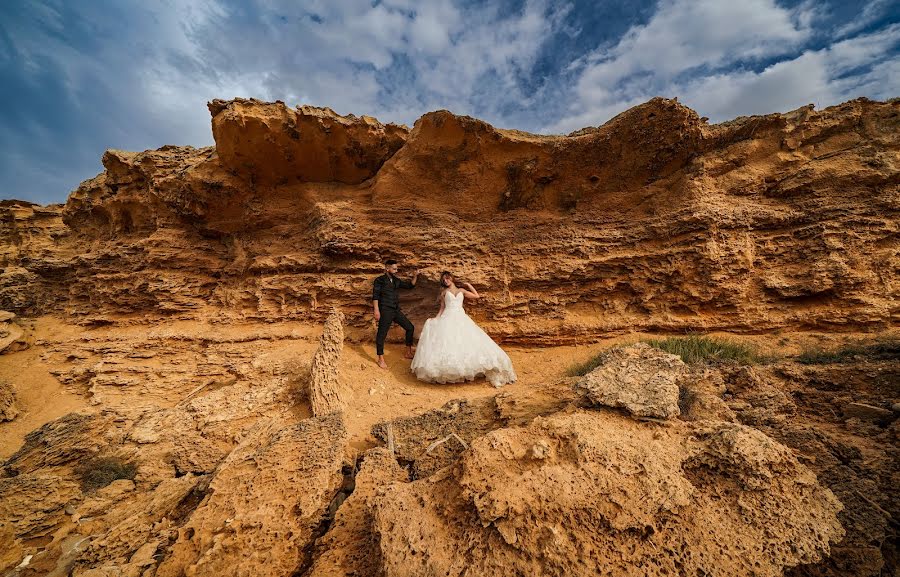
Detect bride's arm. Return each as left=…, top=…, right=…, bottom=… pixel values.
left=461, top=282, right=480, bottom=299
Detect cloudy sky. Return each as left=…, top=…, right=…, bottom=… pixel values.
left=2, top=0, right=898, bottom=204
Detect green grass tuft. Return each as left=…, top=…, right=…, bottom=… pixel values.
left=75, top=456, right=137, bottom=492
left=566, top=335, right=759, bottom=377
left=643, top=335, right=759, bottom=365
left=566, top=350, right=612, bottom=377
left=797, top=337, right=899, bottom=365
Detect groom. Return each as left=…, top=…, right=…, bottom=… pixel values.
left=372, top=259, right=419, bottom=369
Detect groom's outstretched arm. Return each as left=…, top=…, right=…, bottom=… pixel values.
left=398, top=269, right=420, bottom=289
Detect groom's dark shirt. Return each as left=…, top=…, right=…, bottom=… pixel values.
left=372, top=273, right=413, bottom=310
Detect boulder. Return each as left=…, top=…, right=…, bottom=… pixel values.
left=574, top=343, right=684, bottom=419
left=156, top=414, right=348, bottom=577
left=372, top=411, right=844, bottom=577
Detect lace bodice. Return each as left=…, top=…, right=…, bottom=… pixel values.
left=444, top=290, right=465, bottom=312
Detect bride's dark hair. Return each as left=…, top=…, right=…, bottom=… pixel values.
left=440, top=271, right=453, bottom=288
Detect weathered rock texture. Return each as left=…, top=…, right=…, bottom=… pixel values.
left=2, top=322, right=895, bottom=577
left=0, top=319, right=25, bottom=354
left=373, top=411, right=843, bottom=577
left=157, top=414, right=347, bottom=577
left=0, top=380, right=18, bottom=422
left=308, top=309, right=349, bottom=416
left=1, top=97, right=897, bottom=342
left=1, top=96, right=898, bottom=577
left=574, top=342, right=684, bottom=418
left=724, top=359, right=900, bottom=577
left=209, top=98, right=408, bottom=186
left=0, top=324, right=325, bottom=577
left=372, top=397, right=504, bottom=479
left=306, top=448, right=407, bottom=577
left=0, top=201, right=71, bottom=315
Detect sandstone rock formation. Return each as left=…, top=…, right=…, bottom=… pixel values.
left=574, top=342, right=684, bottom=418
left=0, top=473, right=81, bottom=572
left=0, top=95, right=898, bottom=577
left=373, top=411, right=843, bottom=577
left=372, top=397, right=504, bottom=479
left=0, top=201, right=71, bottom=315
left=0, top=319, right=25, bottom=354
left=209, top=98, right=408, bottom=185
left=2, top=320, right=894, bottom=576
left=157, top=414, right=347, bottom=577
left=725, top=358, right=900, bottom=577
left=0, top=322, right=329, bottom=576
left=1, top=97, right=896, bottom=342
left=305, top=448, right=407, bottom=577
left=370, top=98, right=704, bottom=216
left=0, top=380, right=18, bottom=422
left=0, top=381, right=19, bottom=422
left=307, top=309, right=349, bottom=416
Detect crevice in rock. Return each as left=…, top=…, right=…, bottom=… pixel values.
left=371, top=397, right=504, bottom=480
left=168, top=476, right=210, bottom=526
left=293, top=456, right=360, bottom=577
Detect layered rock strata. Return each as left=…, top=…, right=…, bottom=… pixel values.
left=0, top=98, right=896, bottom=343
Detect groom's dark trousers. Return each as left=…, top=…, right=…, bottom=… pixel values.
left=372, top=273, right=415, bottom=356
left=375, top=307, right=414, bottom=356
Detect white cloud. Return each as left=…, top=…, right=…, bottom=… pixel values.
left=669, top=24, right=900, bottom=122
left=156, top=0, right=571, bottom=126
left=408, top=1, right=461, bottom=55
left=577, top=0, right=812, bottom=88
left=4, top=0, right=899, bottom=204
left=835, top=0, right=893, bottom=38
left=548, top=2, right=900, bottom=132
left=401, top=0, right=570, bottom=114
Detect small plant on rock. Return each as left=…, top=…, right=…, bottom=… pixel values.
left=797, top=337, right=899, bottom=364
left=75, top=456, right=137, bottom=492
left=567, top=335, right=761, bottom=377
left=566, top=350, right=613, bottom=377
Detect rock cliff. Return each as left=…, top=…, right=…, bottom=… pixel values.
left=0, top=97, right=896, bottom=343
left=0, top=96, right=898, bottom=576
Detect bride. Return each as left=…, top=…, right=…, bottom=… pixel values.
left=411, top=271, right=517, bottom=387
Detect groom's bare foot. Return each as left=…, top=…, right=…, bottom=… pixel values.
left=377, top=357, right=388, bottom=369
left=403, top=347, right=415, bottom=359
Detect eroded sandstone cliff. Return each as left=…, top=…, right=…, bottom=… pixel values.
left=0, top=97, right=898, bottom=577
left=1, top=97, right=896, bottom=343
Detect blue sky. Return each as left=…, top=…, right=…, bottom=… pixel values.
left=2, top=0, right=898, bottom=204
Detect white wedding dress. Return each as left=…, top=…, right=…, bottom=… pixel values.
left=411, top=290, right=517, bottom=387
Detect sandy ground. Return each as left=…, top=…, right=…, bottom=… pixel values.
left=338, top=341, right=585, bottom=450
left=0, top=345, right=85, bottom=458
left=1, top=315, right=893, bottom=459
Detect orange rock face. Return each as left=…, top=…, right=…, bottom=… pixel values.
left=3, top=96, right=898, bottom=577
left=209, top=98, right=408, bottom=186
left=1, top=97, right=898, bottom=342
left=372, top=97, right=705, bottom=216
left=373, top=412, right=844, bottom=577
